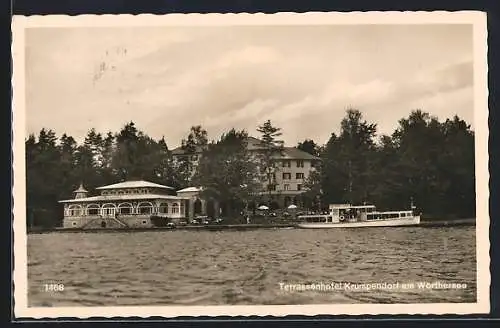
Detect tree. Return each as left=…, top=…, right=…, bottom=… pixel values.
left=297, top=139, right=320, bottom=157
left=100, top=131, right=116, bottom=182
left=112, top=121, right=140, bottom=180
left=23, top=109, right=476, bottom=229
left=111, top=122, right=179, bottom=188
left=387, top=111, right=475, bottom=217
left=439, top=115, right=475, bottom=217
left=192, top=129, right=260, bottom=217
left=319, top=109, right=378, bottom=205
left=175, top=125, right=208, bottom=187
left=58, top=133, right=78, bottom=198
left=26, top=129, right=65, bottom=228
left=256, top=120, right=284, bottom=204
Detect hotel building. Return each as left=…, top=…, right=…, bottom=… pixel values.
left=171, top=137, right=320, bottom=208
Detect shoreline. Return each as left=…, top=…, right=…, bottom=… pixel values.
left=27, top=218, right=476, bottom=234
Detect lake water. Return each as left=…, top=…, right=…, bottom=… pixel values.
left=27, top=226, right=476, bottom=306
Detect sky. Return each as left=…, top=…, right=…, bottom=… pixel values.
left=25, top=24, right=474, bottom=148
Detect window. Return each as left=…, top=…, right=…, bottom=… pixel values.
left=138, top=202, right=153, bottom=214
left=102, top=191, right=108, bottom=196
left=142, top=220, right=147, bottom=224
left=159, top=203, right=169, bottom=214
left=284, top=184, right=290, bottom=191
left=87, top=205, right=100, bottom=215
left=172, top=203, right=179, bottom=214
left=282, top=160, right=291, bottom=168
left=268, top=184, right=276, bottom=191
left=297, top=184, right=302, bottom=191
left=296, top=173, right=305, bottom=179
left=296, top=160, right=304, bottom=168
left=102, top=204, right=116, bottom=216
left=282, top=173, right=291, bottom=180
left=68, top=205, right=83, bottom=216
left=118, top=203, right=133, bottom=215
left=72, top=221, right=77, bottom=226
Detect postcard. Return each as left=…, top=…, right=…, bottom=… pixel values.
left=12, top=11, right=490, bottom=318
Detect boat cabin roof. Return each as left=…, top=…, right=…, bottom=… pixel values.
left=369, top=210, right=413, bottom=215
left=329, top=204, right=376, bottom=209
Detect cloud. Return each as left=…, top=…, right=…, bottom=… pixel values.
left=215, top=46, right=281, bottom=69
left=25, top=26, right=474, bottom=147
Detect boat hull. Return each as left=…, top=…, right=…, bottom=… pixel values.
left=297, top=216, right=420, bottom=229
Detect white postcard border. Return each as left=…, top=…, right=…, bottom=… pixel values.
left=12, top=11, right=490, bottom=318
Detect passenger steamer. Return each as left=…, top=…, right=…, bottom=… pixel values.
left=297, top=202, right=420, bottom=229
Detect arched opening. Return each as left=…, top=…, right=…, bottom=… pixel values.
left=86, top=204, right=100, bottom=216
left=68, top=205, right=83, bottom=216
left=270, top=201, right=280, bottom=211
left=158, top=202, right=169, bottom=214
left=101, top=220, right=107, bottom=228
left=101, top=203, right=116, bottom=217
left=206, top=200, right=215, bottom=218
left=118, top=203, right=133, bottom=215
left=171, top=203, right=179, bottom=214
left=218, top=201, right=225, bottom=217
left=194, top=199, right=202, bottom=215
left=137, top=202, right=154, bottom=215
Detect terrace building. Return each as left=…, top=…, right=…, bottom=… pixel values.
left=59, top=180, right=217, bottom=229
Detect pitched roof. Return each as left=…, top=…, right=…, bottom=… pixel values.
left=59, top=193, right=188, bottom=203
left=171, top=137, right=319, bottom=159
left=271, top=147, right=320, bottom=160
left=177, top=186, right=203, bottom=193
left=95, top=180, right=174, bottom=190
left=171, top=145, right=206, bottom=155
left=245, top=136, right=267, bottom=150
left=74, top=184, right=88, bottom=193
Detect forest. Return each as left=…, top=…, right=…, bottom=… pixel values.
left=25, top=109, right=475, bottom=228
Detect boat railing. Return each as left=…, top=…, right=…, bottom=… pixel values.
left=298, top=214, right=333, bottom=218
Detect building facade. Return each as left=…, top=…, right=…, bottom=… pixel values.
left=59, top=181, right=192, bottom=229
left=171, top=137, right=320, bottom=209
